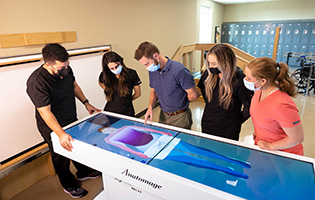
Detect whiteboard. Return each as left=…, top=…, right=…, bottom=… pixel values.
left=0, top=46, right=110, bottom=163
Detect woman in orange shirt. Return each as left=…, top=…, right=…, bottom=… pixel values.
left=243, top=57, right=304, bottom=155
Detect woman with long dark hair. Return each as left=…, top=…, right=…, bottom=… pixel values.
left=198, top=44, right=253, bottom=140
left=99, top=51, right=141, bottom=116
left=244, top=57, right=304, bottom=155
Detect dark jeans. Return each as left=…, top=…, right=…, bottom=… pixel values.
left=38, top=121, right=91, bottom=188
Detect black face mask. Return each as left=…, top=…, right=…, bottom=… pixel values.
left=53, top=68, right=69, bottom=78
left=209, top=67, right=221, bottom=75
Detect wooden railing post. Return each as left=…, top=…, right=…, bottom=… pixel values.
left=272, top=27, right=281, bottom=61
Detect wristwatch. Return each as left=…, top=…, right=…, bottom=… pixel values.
left=82, top=99, right=89, bottom=105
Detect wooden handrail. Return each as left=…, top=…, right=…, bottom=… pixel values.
left=172, top=43, right=255, bottom=71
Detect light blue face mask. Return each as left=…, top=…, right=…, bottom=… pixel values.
left=243, top=78, right=262, bottom=91
left=110, top=65, right=122, bottom=75
left=146, top=62, right=160, bottom=72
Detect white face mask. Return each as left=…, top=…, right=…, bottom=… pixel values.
left=243, top=78, right=262, bottom=91
left=110, top=65, right=122, bottom=75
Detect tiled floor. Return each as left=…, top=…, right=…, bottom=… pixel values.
left=10, top=93, right=315, bottom=199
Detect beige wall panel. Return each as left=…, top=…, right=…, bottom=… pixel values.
left=223, top=0, right=315, bottom=22
left=63, top=31, right=77, bottom=42
left=24, top=32, right=64, bottom=45
left=0, top=34, right=25, bottom=48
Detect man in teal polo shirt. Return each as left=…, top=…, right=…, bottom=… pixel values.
left=134, top=41, right=199, bottom=129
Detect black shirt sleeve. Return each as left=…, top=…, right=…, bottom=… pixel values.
left=26, top=67, right=51, bottom=108
left=131, top=69, right=142, bottom=86
left=197, top=70, right=208, bottom=101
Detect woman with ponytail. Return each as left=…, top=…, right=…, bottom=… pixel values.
left=198, top=44, right=253, bottom=140
left=99, top=51, right=142, bottom=116
left=244, top=57, right=304, bottom=155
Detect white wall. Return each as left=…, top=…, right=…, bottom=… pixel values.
left=0, top=0, right=199, bottom=116
left=223, top=0, right=315, bottom=22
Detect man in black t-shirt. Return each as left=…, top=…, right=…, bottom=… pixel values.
left=27, top=43, right=101, bottom=198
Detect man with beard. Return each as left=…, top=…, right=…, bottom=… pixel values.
left=27, top=43, right=101, bottom=198
left=134, top=41, right=199, bottom=129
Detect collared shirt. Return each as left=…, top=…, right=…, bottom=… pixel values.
left=149, top=57, right=195, bottom=113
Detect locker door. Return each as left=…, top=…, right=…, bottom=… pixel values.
left=277, top=44, right=284, bottom=63
left=247, top=24, right=254, bottom=44
left=253, top=44, right=260, bottom=57
left=239, top=44, right=245, bottom=51
left=291, top=44, right=299, bottom=54
left=228, top=24, right=235, bottom=44
left=301, top=22, right=311, bottom=45
left=292, top=23, right=302, bottom=44
left=221, top=23, right=229, bottom=43
left=309, top=45, right=315, bottom=54
left=300, top=45, right=308, bottom=54
left=309, top=23, right=315, bottom=49
left=278, top=23, right=286, bottom=45
left=260, top=23, right=269, bottom=44
left=240, top=24, right=247, bottom=46
left=260, top=44, right=267, bottom=57
left=290, top=44, right=300, bottom=67
left=267, top=44, right=273, bottom=58
left=254, top=24, right=262, bottom=44
left=233, top=24, right=241, bottom=46
left=283, top=23, right=293, bottom=44
left=246, top=44, right=253, bottom=55
left=283, top=44, right=295, bottom=66
left=268, top=23, right=277, bottom=48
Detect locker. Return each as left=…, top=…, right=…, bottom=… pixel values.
left=301, top=22, right=311, bottom=44
left=233, top=24, right=241, bottom=45
left=310, top=23, right=315, bottom=45
left=240, top=24, right=247, bottom=45
left=253, top=44, right=260, bottom=57
left=278, top=23, right=286, bottom=45
left=260, top=44, right=267, bottom=57
left=247, top=24, right=254, bottom=44
left=240, top=44, right=246, bottom=51
left=292, top=23, right=302, bottom=44
left=246, top=44, right=253, bottom=55
left=276, top=44, right=284, bottom=63
left=309, top=45, right=315, bottom=53
left=254, top=24, right=262, bottom=44
left=267, top=44, right=273, bottom=58
left=283, top=23, right=293, bottom=44
left=228, top=24, right=235, bottom=44
left=300, top=45, right=308, bottom=54
left=291, top=44, right=299, bottom=54
left=260, top=23, right=269, bottom=44
left=221, top=20, right=315, bottom=62
left=268, top=23, right=277, bottom=47
left=221, top=23, right=229, bottom=43
left=283, top=44, right=296, bottom=67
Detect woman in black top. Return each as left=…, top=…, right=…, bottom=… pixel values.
left=198, top=44, right=253, bottom=140
left=99, top=51, right=142, bottom=116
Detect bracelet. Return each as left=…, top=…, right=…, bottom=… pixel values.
left=82, top=99, right=89, bottom=105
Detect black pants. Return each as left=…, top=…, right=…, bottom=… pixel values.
left=38, top=120, right=91, bottom=188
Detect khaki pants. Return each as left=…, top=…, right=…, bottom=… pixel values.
left=159, top=107, right=193, bottom=130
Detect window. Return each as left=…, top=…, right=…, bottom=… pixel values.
left=199, top=6, right=212, bottom=43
